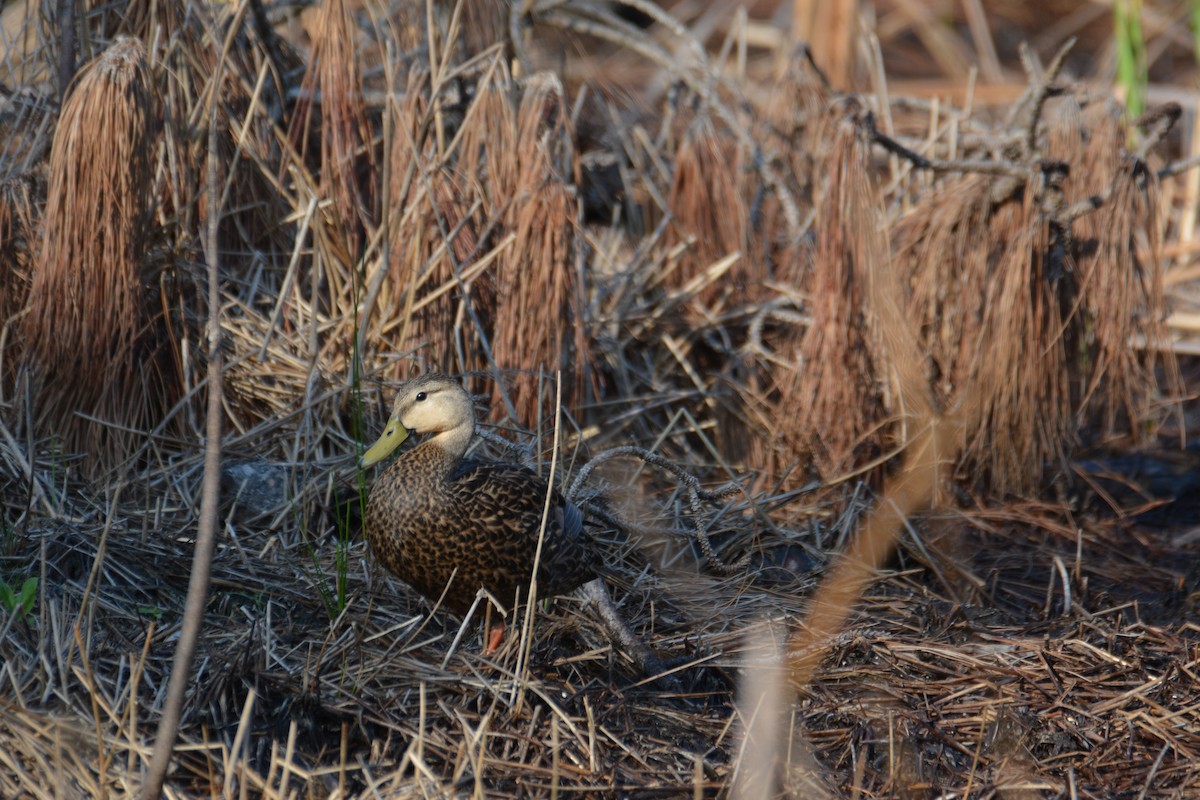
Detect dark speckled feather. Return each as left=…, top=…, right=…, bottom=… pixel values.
left=363, top=377, right=597, bottom=620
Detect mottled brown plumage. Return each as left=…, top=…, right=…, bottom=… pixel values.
left=360, top=374, right=597, bottom=625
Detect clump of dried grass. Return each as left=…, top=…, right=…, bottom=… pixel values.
left=962, top=175, right=1075, bottom=493
left=147, top=4, right=295, bottom=277
left=892, top=174, right=993, bottom=404
left=378, top=60, right=593, bottom=421
left=294, top=0, right=377, bottom=256
left=1059, top=106, right=1177, bottom=439
left=18, top=37, right=164, bottom=477
left=457, top=0, right=507, bottom=57
left=769, top=110, right=891, bottom=483
left=663, top=114, right=748, bottom=306
left=890, top=97, right=1178, bottom=494
left=382, top=66, right=489, bottom=380
left=489, top=73, right=589, bottom=422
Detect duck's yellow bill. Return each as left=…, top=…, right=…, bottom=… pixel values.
left=360, top=422, right=410, bottom=467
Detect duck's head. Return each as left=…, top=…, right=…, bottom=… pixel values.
left=360, top=375, right=474, bottom=467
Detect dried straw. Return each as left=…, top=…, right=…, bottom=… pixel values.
left=663, top=115, right=748, bottom=308
left=772, top=109, right=890, bottom=483
left=297, top=0, right=377, bottom=255
left=19, top=36, right=162, bottom=477
left=490, top=73, right=589, bottom=422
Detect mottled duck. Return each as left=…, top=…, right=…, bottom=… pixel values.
left=359, top=374, right=603, bottom=655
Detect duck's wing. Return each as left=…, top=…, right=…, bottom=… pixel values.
left=449, top=459, right=596, bottom=595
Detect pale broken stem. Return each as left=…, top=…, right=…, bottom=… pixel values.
left=514, top=374, right=564, bottom=716
left=141, top=55, right=226, bottom=800
left=574, top=578, right=667, bottom=679
left=732, top=625, right=803, bottom=800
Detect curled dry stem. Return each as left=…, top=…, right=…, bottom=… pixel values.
left=568, top=446, right=749, bottom=575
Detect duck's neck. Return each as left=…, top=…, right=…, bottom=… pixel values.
left=426, top=421, right=473, bottom=462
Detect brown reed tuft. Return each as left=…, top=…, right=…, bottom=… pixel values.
left=295, top=0, right=376, bottom=256
left=663, top=115, right=748, bottom=307
left=891, top=101, right=1177, bottom=494
left=1058, top=106, right=1177, bottom=438
left=489, top=73, right=589, bottom=423
left=458, top=0, right=508, bottom=59
left=770, top=111, right=890, bottom=483
left=19, top=37, right=161, bottom=476
left=897, top=173, right=1073, bottom=495
left=962, top=183, right=1075, bottom=492
left=383, top=68, right=489, bottom=381
left=753, top=51, right=829, bottom=252
left=893, top=174, right=993, bottom=406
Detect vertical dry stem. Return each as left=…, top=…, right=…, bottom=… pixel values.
left=141, top=46, right=225, bottom=800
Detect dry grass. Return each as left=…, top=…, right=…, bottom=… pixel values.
left=0, top=173, right=39, bottom=333
left=663, top=114, right=748, bottom=309
left=887, top=85, right=1182, bottom=495
left=17, top=37, right=168, bottom=478
left=296, top=0, right=376, bottom=258
left=486, top=74, right=586, bottom=422
left=773, top=106, right=891, bottom=484
left=2, top=1, right=1200, bottom=797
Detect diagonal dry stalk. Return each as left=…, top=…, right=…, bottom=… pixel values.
left=141, top=47, right=226, bottom=799
left=19, top=36, right=161, bottom=478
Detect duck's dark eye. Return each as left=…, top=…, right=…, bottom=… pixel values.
left=415, top=391, right=427, bottom=402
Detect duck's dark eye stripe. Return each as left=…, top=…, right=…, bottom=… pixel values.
left=415, top=391, right=427, bottom=402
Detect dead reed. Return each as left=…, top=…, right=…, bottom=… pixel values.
left=663, top=114, right=748, bottom=308
left=378, top=64, right=491, bottom=389
left=18, top=37, right=163, bottom=477
left=891, top=95, right=1178, bottom=494
left=1064, top=107, right=1178, bottom=439
left=771, top=109, right=891, bottom=484
left=489, top=73, right=588, bottom=422
left=1, top=1, right=1200, bottom=798
left=294, top=0, right=377, bottom=258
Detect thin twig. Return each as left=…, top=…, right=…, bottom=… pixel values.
left=1021, top=37, right=1076, bottom=158
left=141, top=42, right=226, bottom=800
left=568, top=445, right=748, bottom=574
left=55, top=0, right=75, bottom=102
left=863, top=110, right=1028, bottom=178
left=1134, top=102, right=1181, bottom=158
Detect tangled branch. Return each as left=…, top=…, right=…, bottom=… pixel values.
left=567, top=446, right=750, bottom=575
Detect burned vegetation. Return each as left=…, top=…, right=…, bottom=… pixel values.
left=2, top=1, right=1200, bottom=798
